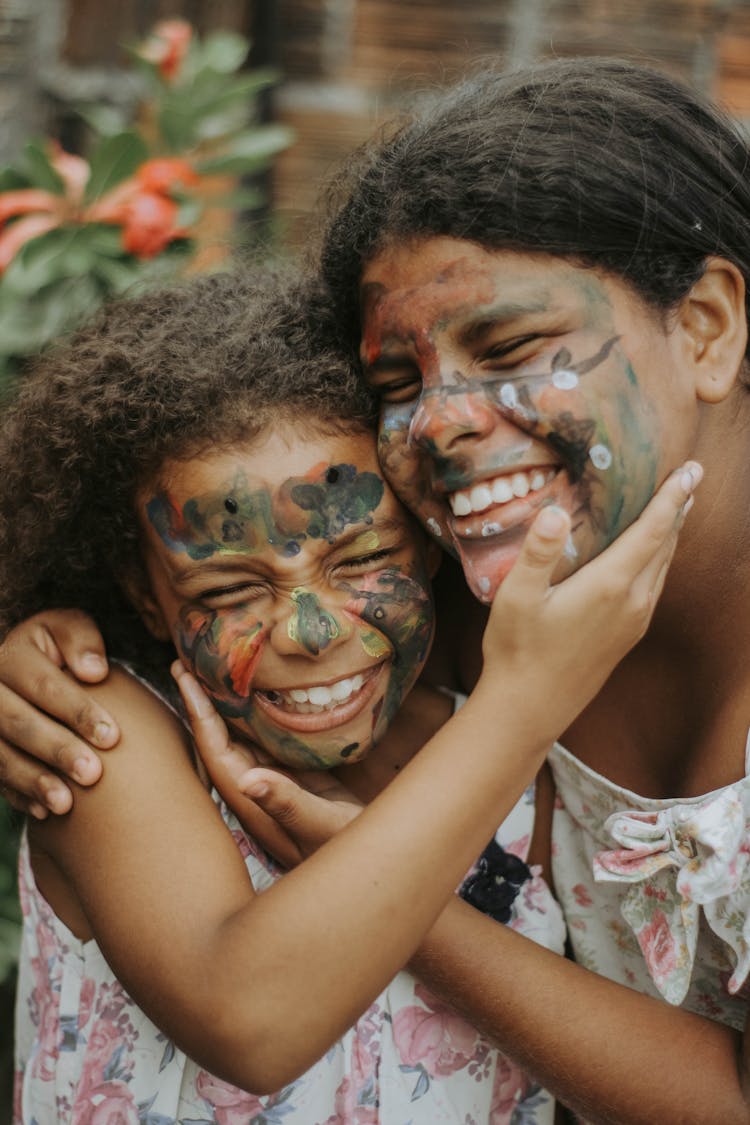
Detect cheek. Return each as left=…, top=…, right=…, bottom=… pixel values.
left=177, top=604, right=268, bottom=704
left=378, top=407, right=452, bottom=545
left=344, top=566, right=434, bottom=680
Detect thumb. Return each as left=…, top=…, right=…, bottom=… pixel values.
left=241, top=768, right=320, bottom=828
left=500, top=505, right=571, bottom=602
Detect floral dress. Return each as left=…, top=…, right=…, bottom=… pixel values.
left=15, top=765, right=564, bottom=1124
left=549, top=736, right=750, bottom=1029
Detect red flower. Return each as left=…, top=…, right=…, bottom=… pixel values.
left=136, top=158, right=199, bottom=195
left=120, top=191, right=186, bottom=258
left=139, top=20, right=192, bottom=82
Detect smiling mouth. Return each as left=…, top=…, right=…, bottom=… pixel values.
left=448, top=466, right=559, bottom=519
left=253, top=663, right=386, bottom=733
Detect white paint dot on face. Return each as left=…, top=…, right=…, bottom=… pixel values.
left=499, top=383, right=518, bottom=408
left=479, top=576, right=491, bottom=594
left=482, top=522, right=501, bottom=537
left=427, top=517, right=442, bottom=538
left=589, top=444, right=613, bottom=470
left=552, top=369, right=579, bottom=391
left=564, top=534, right=578, bottom=561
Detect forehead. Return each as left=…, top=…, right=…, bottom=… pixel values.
left=360, top=237, right=613, bottom=333
left=152, top=424, right=381, bottom=501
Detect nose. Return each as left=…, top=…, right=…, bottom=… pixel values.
left=408, top=382, right=498, bottom=455
left=271, top=588, right=352, bottom=658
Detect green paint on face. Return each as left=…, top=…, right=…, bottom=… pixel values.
left=287, top=588, right=342, bottom=655
left=146, top=463, right=385, bottom=561
left=358, top=629, right=391, bottom=660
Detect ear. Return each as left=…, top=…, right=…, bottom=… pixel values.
left=677, top=257, right=747, bottom=403
left=119, top=567, right=172, bottom=643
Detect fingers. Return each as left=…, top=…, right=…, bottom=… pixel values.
left=172, top=661, right=263, bottom=782
left=35, top=609, right=111, bottom=684
left=584, top=461, right=702, bottom=598
left=0, top=672, right=106, bottom=808
left=241, top=768, right=361, bottom=852
left=498, top=506, right=572, bottom=602
left=0, top=735, right=76, bottom=817
left=0, top=616, right=118, bottom=754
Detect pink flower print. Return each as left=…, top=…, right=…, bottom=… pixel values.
left=30, top=989, right=61, bottom=1080
left=503, top=834, right=530, bottom=860
left=572, top=883, right=592, bottom=907
left=326, top=1077, right=381, bottom=1125
left=392, top=986, right=480, bottom=1078
left=638, top=908, right=678, bottom=988
left=194, top=1069, right=267, bottom=1124
left=229, top=826, right=253, bottom=860
left=70, top=1079, right=139, bottom=1125
left=489, top=1054, right=532, bottom=1123
left=78, top=976, right=97, bottom=1032
left=78, top=1017, right=128, bottom=1092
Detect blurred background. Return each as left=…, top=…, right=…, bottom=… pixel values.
left=1, top=0, right=749, bottom=1118
left=3, top=0, right=750, bottom=254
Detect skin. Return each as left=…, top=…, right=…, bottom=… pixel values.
left=362, top=239, right=697, bottom=602
left=136, top=424, right=436, bottom=769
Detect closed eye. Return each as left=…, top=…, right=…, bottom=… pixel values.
left=483, top=334, right=541, bottom=365
left=199, top=582, right=267, bottom=606
left=338, top=548, right=395, bottom=571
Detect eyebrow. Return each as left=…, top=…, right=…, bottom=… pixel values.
left=457, top=298, right=555, bottom=343
left=161, top=515, right=408, bottom=584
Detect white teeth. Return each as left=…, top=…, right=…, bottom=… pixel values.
left=449, top=468, right=558, bottom=517
left=264, top=673, right=366, bottom=713
left=331, top=678, right=354, bottom=702
left=308, top=685, right=332, bottom=706
left=491, top=477, right=514, bottom=504
left=511, top=472, right=530, bottom=498
left=469, top=484, right=493, bottom=513
left=452, top=492, right=472, bottom=517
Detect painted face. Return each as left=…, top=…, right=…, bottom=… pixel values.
left=137, top=425, right=435, bottom=769
left=361, top=238, right=699, bottom=601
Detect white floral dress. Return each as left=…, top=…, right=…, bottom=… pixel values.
left=549, top=736, right=750, bottom=1028
left=15, top=764, right=564, bottom=1124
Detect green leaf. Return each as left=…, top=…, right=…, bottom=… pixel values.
left=199, top=30, right=249, bottom=74
left=0, top=168, right=30, bottom=192
left=75, top=102, right=131, bottom=138
left=21, top=141, right=65, bottom=195
left=158, top=102, right=198, bottom=153
left=195, top=125, right=294, bottom=175
left=84, top=131, right=149, bottom=203
left=1, top=226, right=116, bottom=295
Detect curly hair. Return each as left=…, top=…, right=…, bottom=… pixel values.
left=0, top=269, right=376, bottom=667
left=321, top=57, right=750, bottom=381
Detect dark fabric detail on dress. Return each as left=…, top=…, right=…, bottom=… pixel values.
left=459, top=838, right=533, bottom=924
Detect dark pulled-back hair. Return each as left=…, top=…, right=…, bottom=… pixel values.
left=0, top=269, right=375, bottom=666
left=322, top=57, right=750, bottom=370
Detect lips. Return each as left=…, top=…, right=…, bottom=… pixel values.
left=253, top=662, right=387, bottom=733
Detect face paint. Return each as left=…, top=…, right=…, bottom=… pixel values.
left=342, top=565, right=434, bottom=739
left=287, top=588, right=343, bottom=655
left=362, top=238, right=698, bottom=601
left=137, top=426, right=436, bottom=768
left=146, top=461, right=385, bottom=561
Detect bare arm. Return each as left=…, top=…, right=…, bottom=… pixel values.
left=412, top=898, right=750, bottom=1125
